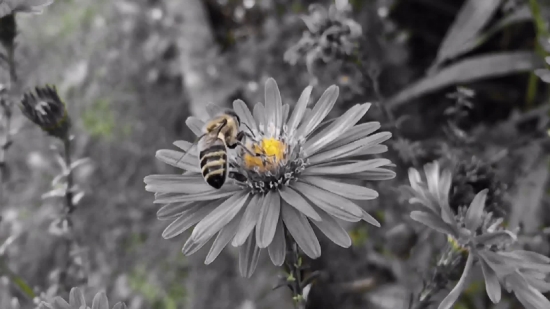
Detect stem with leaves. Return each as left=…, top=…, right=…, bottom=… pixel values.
left=413, top=247, right=465, bottom=309
left=62, top=137, right=75, bottom=215
left=280, top=232, right=323, bottom=309
left=0, top=42, right=16, bottom=202
left=57, top=135, right=81, bottom=293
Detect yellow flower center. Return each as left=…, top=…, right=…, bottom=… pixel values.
left=447, top=235, right=468, bottom=253
left=243, top=138, right=286, bottom=172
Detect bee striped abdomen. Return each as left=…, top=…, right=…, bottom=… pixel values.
left=199, top=144, right=228, bottom=189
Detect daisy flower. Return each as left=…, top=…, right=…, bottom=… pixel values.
left=406, top=161, right=550, bottom=309
left=38, top=287, right=126, bottom=309
left=145, top=78, right=394, bottom=277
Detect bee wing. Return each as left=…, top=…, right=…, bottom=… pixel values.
left=205, top=103, right=235, bottom=119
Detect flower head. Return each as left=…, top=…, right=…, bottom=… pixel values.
left=284, top=1, right=362, bottom=69
left=145, top=78, right=394, bottom=277
left=20, top=85, right=70, bottom=139
left=406, top=161, right=550, bottom=309
left=38, top=287, right=126, bottom=309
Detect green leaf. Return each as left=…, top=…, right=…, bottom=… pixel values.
left=388, top=52, right=544, bottom=108
left=454, top=5, right=534, bottom=60
left=434, top=0, right=503, bottom=67
left=12, top=275, right=36, bottom=298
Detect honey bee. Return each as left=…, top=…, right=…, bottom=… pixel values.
left=178, top=108, right=256, bottom=189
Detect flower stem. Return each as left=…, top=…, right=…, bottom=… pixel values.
left=0, top=41, right=16, bottom=207
left=62, top=137, right=75, bottom=215
left=285, top=232, right=307, bottom=309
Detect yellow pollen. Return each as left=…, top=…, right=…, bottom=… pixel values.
left=244, top=138, right=286, bottom=172
left=447, top=235, right=469, bottom=253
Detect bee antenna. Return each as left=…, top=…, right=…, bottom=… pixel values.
left=242, top=123, right=256, bottom=138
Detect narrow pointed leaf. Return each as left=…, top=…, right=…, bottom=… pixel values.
left=435, top=0, right=502, bottom=65
left=410, top=211, right=458, bottom=238
left=438, top=253, right=474, bottom=309
left=465, top=189, right=488, bottom=231
left=388, top=52, right=543, bottom=108
left=480, top=258, right=501, bottom=303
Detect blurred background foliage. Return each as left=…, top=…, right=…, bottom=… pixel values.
left=0, top=0, right=550, bottom=308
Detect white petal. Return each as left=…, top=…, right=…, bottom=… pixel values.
left=239, top=232, right=261, bottom=278
left=157, top=201, right=199, bottom=220
left=311, top=209, right=352, bottom=248
left=185, top=117, right=205, bottom=136
left=295, top=85, right=339, bottom=141
left=189, top=192, right=249, bottom=244
left=268, top=217, right=286, bottom=266
left=308, top=132, right=392, bottom=165
left=91, top=292, right=109, bottom=309
left=233, top=99, right=258, bottom=135
left=256, top=190, right=281, bottom=248
left=282, top=104, right=290, bottom=127
left=293, top=181, right=363, bottom=219
left=287, top=86, right=313, bottom=136
left=278, top=186, right=322, bottom=221
left=69, top=288, right=86, bottom=308
left=153, top=190, right=236, bottom=204
left=303, top=158, right=392, bottom=176
left=162, top=202, right=218, bottom=239
left=144, top=174, right=212, bottom=194
left=264, top=78, right=283, bottom=138
left=320, top=122, right=380, bottom=152
left=301, top=176, right=378, bottom=200
left=282, top=202, right=321, bottom=258
left=253, top=103, right=265, bottom=134
left=155, top=149, right=200, bottom=173
left=205, top=209, right=243, bottom=264
left=303, top=103, right=371, bottom=157
left=232, top=194, right=263, bottom=246
left=360, top=209, right=381, bottom=227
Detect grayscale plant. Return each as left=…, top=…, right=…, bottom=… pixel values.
left=0, top=0, right=54, bottom=51
left=406, top=161, right=550, bottom=309
left=284, top=0, right=362, bottom=71
left=145, top=77, right=394, bottom=277
left=38, top=287, right=126, bottom=309
left=20, top=85, right=70, bottom=140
